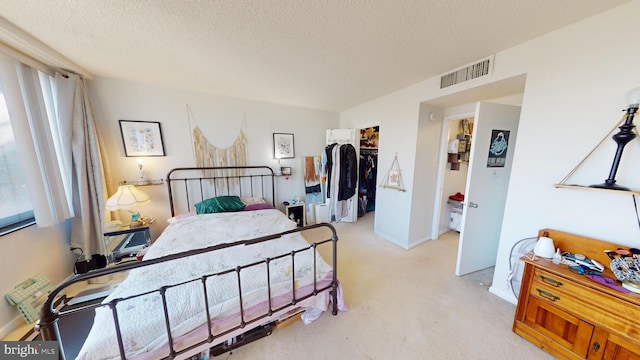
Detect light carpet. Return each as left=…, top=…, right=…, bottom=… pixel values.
left=222, top=212, right=552, bottom=359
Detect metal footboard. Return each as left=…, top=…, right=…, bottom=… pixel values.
left=38, top=223, right=339, bottom=360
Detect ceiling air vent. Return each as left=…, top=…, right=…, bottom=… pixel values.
left=440, top=56, right=494, bottom=89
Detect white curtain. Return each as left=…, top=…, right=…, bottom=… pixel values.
left=1, top=53, right=111, bottom=255
left=0, top=56, right=73, bottom=226
left=55, top=73, right=111, bottom=255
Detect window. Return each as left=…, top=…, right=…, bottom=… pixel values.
left=0, top=82, right=34, bottom=234
left=0, top=54, right=74, bottom=233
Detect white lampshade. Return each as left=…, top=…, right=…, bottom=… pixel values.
left=627, top=87, right=640, bottom=107
left=106, top=185, right=150, bottom=211
left=533, top=236, right=555, bottom=259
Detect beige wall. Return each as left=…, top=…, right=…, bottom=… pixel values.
left=87, top=78, right=340, bottom=232
left=0, top=222, right=73, bottom=337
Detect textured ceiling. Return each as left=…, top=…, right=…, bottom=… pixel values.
left=0, top=0, right=629, bottom=111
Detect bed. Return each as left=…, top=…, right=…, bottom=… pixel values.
left=38, top=166, right=344, bottom=360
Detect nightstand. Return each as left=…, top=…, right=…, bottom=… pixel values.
left=103, top=219, right=156, bottom=263
left=284, top=203, right=305, bottom=227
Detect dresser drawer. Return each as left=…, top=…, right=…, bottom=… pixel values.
left=530, top=268, right=640, bottom=339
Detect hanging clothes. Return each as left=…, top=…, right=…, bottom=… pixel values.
left=305, top=156, right=322, bottom=203
left=338, top=144, right=357, bottom=200
left=323, top=143, right=357, bottom=222
left=323, top=143, right=338, bottom=198
left=358, top=148, right=378, bottom=216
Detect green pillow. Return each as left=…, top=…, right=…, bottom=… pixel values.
left=213, top=195, right=246, bottom=212
left=195, top=196, right=245, bottom=214
left=195, top=197, right=219, bottom=214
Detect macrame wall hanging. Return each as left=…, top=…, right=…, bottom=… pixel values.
left=192, top=127, right=247, bottom=169
left=380, top=153, right=406, bottom=192
left=187, top=104, right=248, bottom=183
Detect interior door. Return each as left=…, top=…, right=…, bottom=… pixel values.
left=455, top=102, right=521, bottom=276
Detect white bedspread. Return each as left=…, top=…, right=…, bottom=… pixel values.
left=77, top=209, right=336, bottom=360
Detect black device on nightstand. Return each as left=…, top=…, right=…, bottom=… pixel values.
left=103, top=220, right=155, bottom=263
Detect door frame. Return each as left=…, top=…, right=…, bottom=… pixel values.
left=424, top=74, right=526, bottom=275
left=431, top=103, right=521, bottom=276
left=326, top=122, right=381, bottom=225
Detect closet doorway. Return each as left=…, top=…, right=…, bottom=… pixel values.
left=438, top=116, right=473, bottom=235
left=433, top=102, right=521, bottom=276
left=358, top=126, right=379, bottom=219
left=322, top=125, right=380, bottom=226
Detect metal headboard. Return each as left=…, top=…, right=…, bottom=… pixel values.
left=166, top=166, right=276, bottom=217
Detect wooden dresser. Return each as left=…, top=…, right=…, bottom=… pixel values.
left=513, top=229, right=640, bottom=359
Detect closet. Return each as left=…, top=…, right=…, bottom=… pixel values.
left=321, top=127, right=380, bottom=223
left=358, top=126, right=378, bottom=217
left=441, top=118, right=473, bottom=233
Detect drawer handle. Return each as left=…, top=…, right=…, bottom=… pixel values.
left=592, top=342, right=601, bottom=352
left=539, top=275, right=563, bottom=287
left=536, top=288, right=560, bottom=301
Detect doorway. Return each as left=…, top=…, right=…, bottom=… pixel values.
left=438, top=115, right=474, bottom=235
left=425, top=75, right=527, bottom=279
left=432, top=102, right=521, bottom=276
left=358, top=126, right=379, bottom=218
left=321, top=125, right=380, bottom=227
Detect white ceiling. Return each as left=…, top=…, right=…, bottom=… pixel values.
left=0, top=1, right=629, bottom=112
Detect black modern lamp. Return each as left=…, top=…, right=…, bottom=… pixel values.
left=590, top=87, right=640, bottom=191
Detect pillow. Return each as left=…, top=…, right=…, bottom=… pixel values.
left=195, top=196, right=246, bottom=214
left=241, top=197, right=266, bottom=205
left=243, top=203, right=276, bottom=211
left=195, top=197, right=220, bottom=214
left=214, top=195, right=246, bottom=212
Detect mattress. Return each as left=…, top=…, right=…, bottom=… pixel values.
left=77, top=209, right=338, bottom=360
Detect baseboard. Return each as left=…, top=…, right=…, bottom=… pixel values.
left=488, top=285, right=517, bottom=305
left=373, top=229, right=407, bottom=249
left=439, top=228, right=455, bottom=236
left=0, top=315, right=30, bottom=340
left=407, top=237, right=432, bottom=249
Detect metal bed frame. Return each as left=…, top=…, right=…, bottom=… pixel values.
left=39, top=166, right=339, bottom=360
left=167, top=166, right=277, bottom=217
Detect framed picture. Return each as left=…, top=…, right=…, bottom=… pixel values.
left=388, top=169, right=400, bottom=187
left=273, top=133, right=295, bottom=159
left=281, top=166, right=292, bottom=175
left=119, top=120, right=166, bottom=157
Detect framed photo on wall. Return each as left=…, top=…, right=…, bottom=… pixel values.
left=273, top=133, right=295, bottom=159
left=119, top=120, right=166, bottom=157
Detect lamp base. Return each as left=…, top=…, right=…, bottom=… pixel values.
left=589, top=181, right=630, bottom=191
left=130, top=211, right=141, bottom=222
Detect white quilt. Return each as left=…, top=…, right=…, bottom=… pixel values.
left=77, top=209, right=335, bottom=360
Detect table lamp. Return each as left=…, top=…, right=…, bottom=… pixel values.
left=106, top=184, right=150, bottom=224
left=590, top=87, right=640, bottom=191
